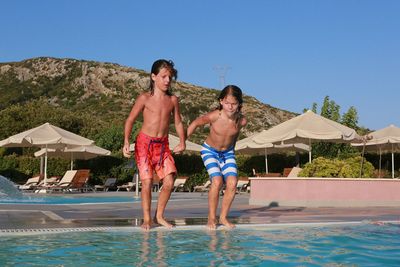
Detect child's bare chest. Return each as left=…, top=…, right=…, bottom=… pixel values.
left=145, top=99, right=174, bottom=115
left=212, top=119, right=239, bottom=136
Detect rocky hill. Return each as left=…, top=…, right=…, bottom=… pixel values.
left=0, top=57, right=296, bottom=141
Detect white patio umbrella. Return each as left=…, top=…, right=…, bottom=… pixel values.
left=235, top=134, right=310, bottom=173
left=252, top=110, right=362, bottom=162
left=352, top=125, right=400, bottom=178
left=35, top=144, right=111, bottom=170
left=0, top=122, right=94, bottom=184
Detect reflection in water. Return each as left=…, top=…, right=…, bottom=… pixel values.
left=137, top=232, right=150, bottom=267
left=156, top=231, right=167, bottom=267
left=208, top=230, right=233, bottom=267
left=137, top=231, right=167, bottom=267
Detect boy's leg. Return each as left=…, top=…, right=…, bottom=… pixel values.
left=208, top=176, right=223, bottom=230
left=154, top=173, right=174, bottom=228
left=219, top=176, right=237, bottom=228
left=140, top=179, right=153, bottom=231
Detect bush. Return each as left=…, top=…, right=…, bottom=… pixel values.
left=299, top=156, right=375, bottom=178
left=185, top=169, right=209, bottom=191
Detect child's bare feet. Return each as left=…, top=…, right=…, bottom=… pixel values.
left=141, top=219, right=153, bottom=231
left=154, top=216, right=174, bottom=229
left=206, top=218, right=218, bottom=230
left=219, top=217, right=235, bottom=229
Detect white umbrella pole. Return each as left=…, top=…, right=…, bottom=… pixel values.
left=44, top=145, right=48, bottom=185
left=392, top=144, right=395, bottom=179
left=40, top=156, right=44, bottom=176
left=308, top=139, right=312, bottom=163
left=70, top=153, right=74, bottom=170
left=134, top=171, right=139, bottom=198
left=264, top=148, right=269, bottom=174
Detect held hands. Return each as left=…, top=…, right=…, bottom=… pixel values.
left=173, top=142, right=186, bottom=154
left=122, top=142, right=131, bottom=158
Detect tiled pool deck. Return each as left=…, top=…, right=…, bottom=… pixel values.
left=1, top=192, right=400, bottom=231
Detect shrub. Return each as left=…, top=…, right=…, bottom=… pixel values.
left=299, top=156, right=375, bottom=178
left=185, top=169, right=209, bottom=192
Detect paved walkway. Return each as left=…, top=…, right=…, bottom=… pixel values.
left=1, top=192, right=400, bottom=230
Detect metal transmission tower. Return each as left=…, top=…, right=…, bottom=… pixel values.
left=213, top=65, right=231, bottom=89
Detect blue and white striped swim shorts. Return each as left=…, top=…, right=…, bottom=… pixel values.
left=200, top=142, right=238, bottom=181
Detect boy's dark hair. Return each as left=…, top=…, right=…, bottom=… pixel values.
left=149, top=59, right=178, bottom=95
left=217, top=85, right=243, bottom=113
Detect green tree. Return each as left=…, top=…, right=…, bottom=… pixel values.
left=341, top=106, right=358, bottom=129
left=309, top=96, right=359, bottom=159
left=320, top=96, right=340, bottom=122
left=94, top=121, right=142, bottom=153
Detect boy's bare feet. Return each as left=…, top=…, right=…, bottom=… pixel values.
left=154, top=216, right=174, bottom=229
left=141, top=219, right=153, bottom=231
left=219, top=217, right=235, bottom=229
left=206, top=218, right=218, bottom=230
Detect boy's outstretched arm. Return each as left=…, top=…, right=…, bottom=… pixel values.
left=187, top=112, right=212, bottom=139
left=123, top=95, right=146, bottom=158
left=172, top=96, right=186, bottom=154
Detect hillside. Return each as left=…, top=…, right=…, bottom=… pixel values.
left=0, top=57, right=296, bottom=142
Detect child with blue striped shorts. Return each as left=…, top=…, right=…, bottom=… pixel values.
left=187, top=85, right=247, bottom=230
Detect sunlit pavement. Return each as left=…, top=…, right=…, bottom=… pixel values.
left=1, top=192, right=400, bottom=230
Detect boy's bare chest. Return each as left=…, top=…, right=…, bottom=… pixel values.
left=144, top=100, right=173, bottom=115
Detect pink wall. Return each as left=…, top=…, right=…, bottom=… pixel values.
left=249, top=177, right=400, bottom=207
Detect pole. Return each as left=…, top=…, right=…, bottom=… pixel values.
left=360, top=140, right=366, bottom=178
left=44, top=145, right=48, bottom=185
left=264, top=148, right=269, bottom=173
left=378, top=146, right=382, bottom=178
left=392, top=144, right=395, bottom=179
left=134, top=171, right=140, bottom=198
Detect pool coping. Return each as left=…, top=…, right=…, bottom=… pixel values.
left=2, top=220, right=399, bottom=236
left=1, top=192, right=400, bottom=234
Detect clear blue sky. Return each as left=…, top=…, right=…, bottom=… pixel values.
left=1, top=0, right=399, bottom=130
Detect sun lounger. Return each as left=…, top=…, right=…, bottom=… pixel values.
left=283, top=168, right=293, bottom=177
left=68, top=169, right=91, bottom=192
left=37, top=170, right=90, bottom=193
left=173, top=176, right=188, bottom=192
left=18, top=175, right=42, bottom=191
left=117, top=182, right=136, bottom=191
left=287, top=167, right=302, bottom=177
left=35, top=170, right=76, bottom=193
left=236, top=178, right=250, bottom=194
left=94, top=177, right=117, bottom=192
left=193, top=180, right=211, bottom=192
left=35, top=176, right=61, bottom=188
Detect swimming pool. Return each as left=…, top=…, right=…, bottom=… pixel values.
left=1, top=223, right=399, bottom=266
left=0, top=195, right=140, bottom=205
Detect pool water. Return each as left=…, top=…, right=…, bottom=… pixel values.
left=1, top=223, right=399, bottom=266
left=0, top=195, right=140, bottom=205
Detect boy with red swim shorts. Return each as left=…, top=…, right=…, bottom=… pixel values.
left=134, top=132, right=176, bottom=180
left=123, top=59, right=186, bottom=231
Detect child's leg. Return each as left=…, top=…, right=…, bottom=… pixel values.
left=219, top=176, right=237, bottom=228
left=140, top=179, right=153, bottom=230
left=155, top=173, right=174, bottom=228
left=208, top=176, right=223, bottom=230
